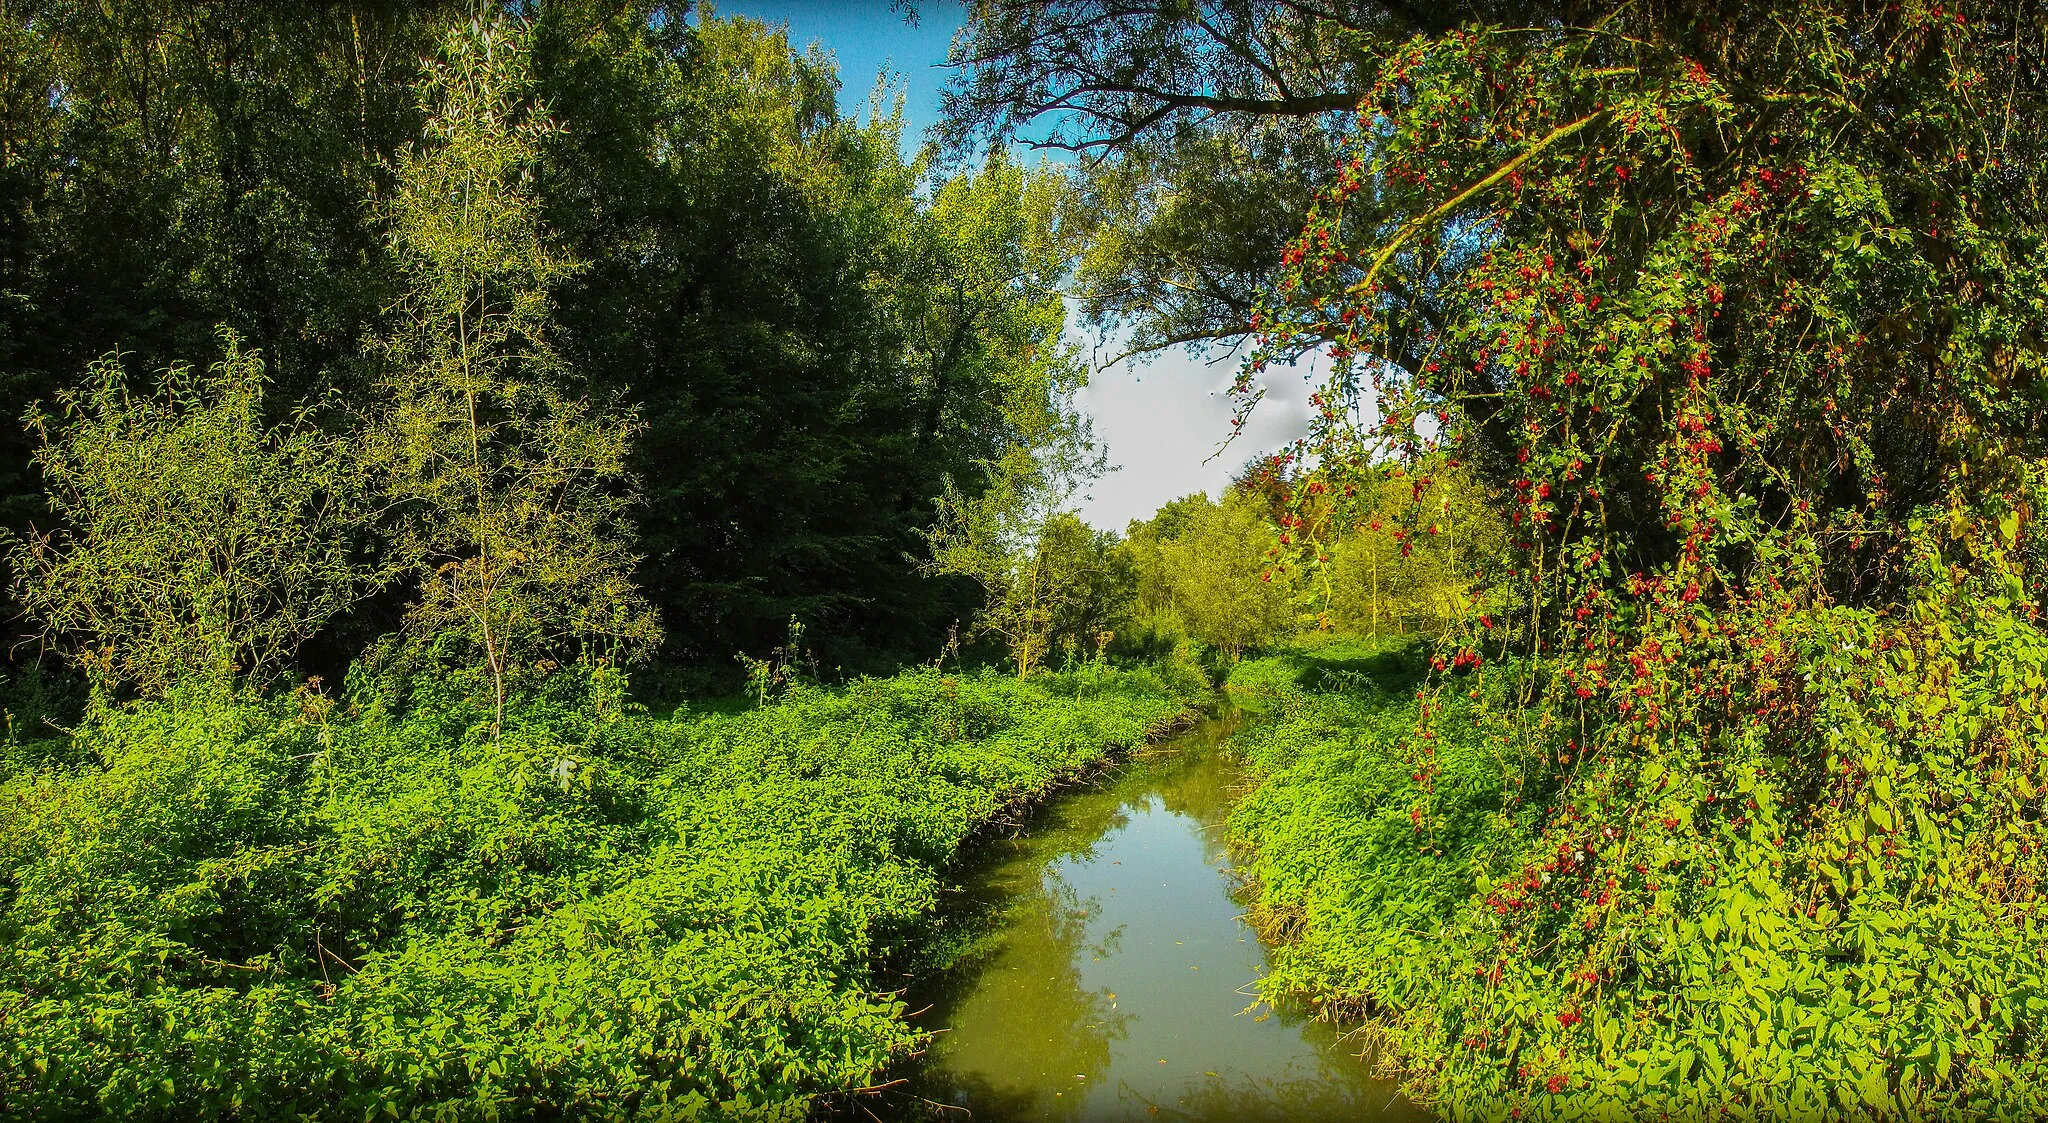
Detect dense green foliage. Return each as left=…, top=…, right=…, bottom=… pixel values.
left=6, top=335, right=382, bottom=698
left=0, top=2, right=1088, bottom=685
left=1206, top=0, right=2048, bottom=1116
left=13, top=0, right=2046, bottom=1116
left=539, top=14, right=1089, bottom=675
left=1225, top=637, right=1498, bottom=1024
left=1317, top=466, right=1503, bottom=636
left=1107, top=468, right=1501, bottom=665
left=0, top=664, right=1187, bottom=1118
left=1121, top=489, right=1292, bottom=658
left=1230, top=620, right=2048, bottom=1118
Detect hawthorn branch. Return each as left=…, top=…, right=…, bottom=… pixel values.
left=1350, top=110, right=1607, bottom=298
left=1097, top=324, right=1255, bottom=369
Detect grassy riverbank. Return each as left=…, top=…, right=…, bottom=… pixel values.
left=0, top=665, right=1190, bottom=1120
left=1224, top=636, right=1506, bottom=1028
left=1227, top=629, right=2048, bottom=1119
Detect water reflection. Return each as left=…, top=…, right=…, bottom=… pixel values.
left=926, top=874, right=1129, bottom=1122
left=891, top=712, right=1432, bottom=1122
left=1130, top=1064, right=1427, bottom=1122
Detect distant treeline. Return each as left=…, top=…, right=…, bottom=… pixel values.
left=921, top=452, right=1503, bottom=683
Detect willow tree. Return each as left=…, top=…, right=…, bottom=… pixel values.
left=374, top=15, right=657, bottom=735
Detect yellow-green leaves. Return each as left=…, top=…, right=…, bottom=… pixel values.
left=372, top=14, right=657, bottom=734
left=10, top=331, right=389, bottom=698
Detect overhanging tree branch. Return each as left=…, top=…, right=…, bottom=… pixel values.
left=1350, top=109, right=1606, bottom=298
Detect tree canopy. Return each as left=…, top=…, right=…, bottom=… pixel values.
left=0, top=2, right=1095, bottom=691
left=940, top=0, right=1533, bottom=359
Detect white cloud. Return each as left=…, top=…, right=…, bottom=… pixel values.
left=1072, top=339, right=1329, bottom=531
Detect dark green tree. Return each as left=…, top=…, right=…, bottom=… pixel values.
left=0, top=0, right=461, bottom=522
left=534, top=10, right=1102, bottom=676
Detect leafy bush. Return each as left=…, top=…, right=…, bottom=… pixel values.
left=7, top=334, right=383, bottom=698
left=0, top=666, right=1187, bottom=1119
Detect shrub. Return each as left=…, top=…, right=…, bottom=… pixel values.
left=7, top=334, right=383, bottom=698
left=1227, top=606, right=2048, bottom=1117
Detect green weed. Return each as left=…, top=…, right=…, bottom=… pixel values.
left=0, top=666, right=1187, bottom=1120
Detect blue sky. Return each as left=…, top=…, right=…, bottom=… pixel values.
left=711, top=0, right=959, bottom=149
left=712, top=1, right=1316, bottom=530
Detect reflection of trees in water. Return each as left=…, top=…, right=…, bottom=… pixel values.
left=1034, top=707, right=1248, bottom=872
left=1143, top=710, right=1248, bottom=864
left=1120, top=1063, right=1431, bottom=1123
left=1044, top=870, right=1125, bottom=967
left=907, top=784, right=1141, bottom=982
left=882, top=709, right=1427, bottom=1122
left=899, top=786, right=1138, bottom=986
left=909, top=727, right=1234, bottom=989
left=905, top=870, right=1131, bottom=1121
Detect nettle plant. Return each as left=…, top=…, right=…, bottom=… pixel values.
left=1253, top=3, right=2048, bottom=1115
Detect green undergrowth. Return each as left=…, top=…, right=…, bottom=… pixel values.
left=1224, top=635, right=1508, bottom=1025
left=0, top=663, right=1189, bottom=1120
left=1228, top=608, right=2048, bottom=1119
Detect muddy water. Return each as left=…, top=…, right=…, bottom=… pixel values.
left=898, top=711, right=1432, bottom=1122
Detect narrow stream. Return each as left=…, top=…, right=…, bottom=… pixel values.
left=897, top=709, right=1431, bottom=1122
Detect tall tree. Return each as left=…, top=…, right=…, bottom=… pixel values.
left=533, top=11, right=1107, bottom=675
left=0, top=1, right=459, bottom=523
left=923, top=351, right=1105, bottom=676
left=1124, top=489, right=1292, bottom=658
left=373, top=12, right=657, bottom=734
left=896, top=151, right=1078, bottom=478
